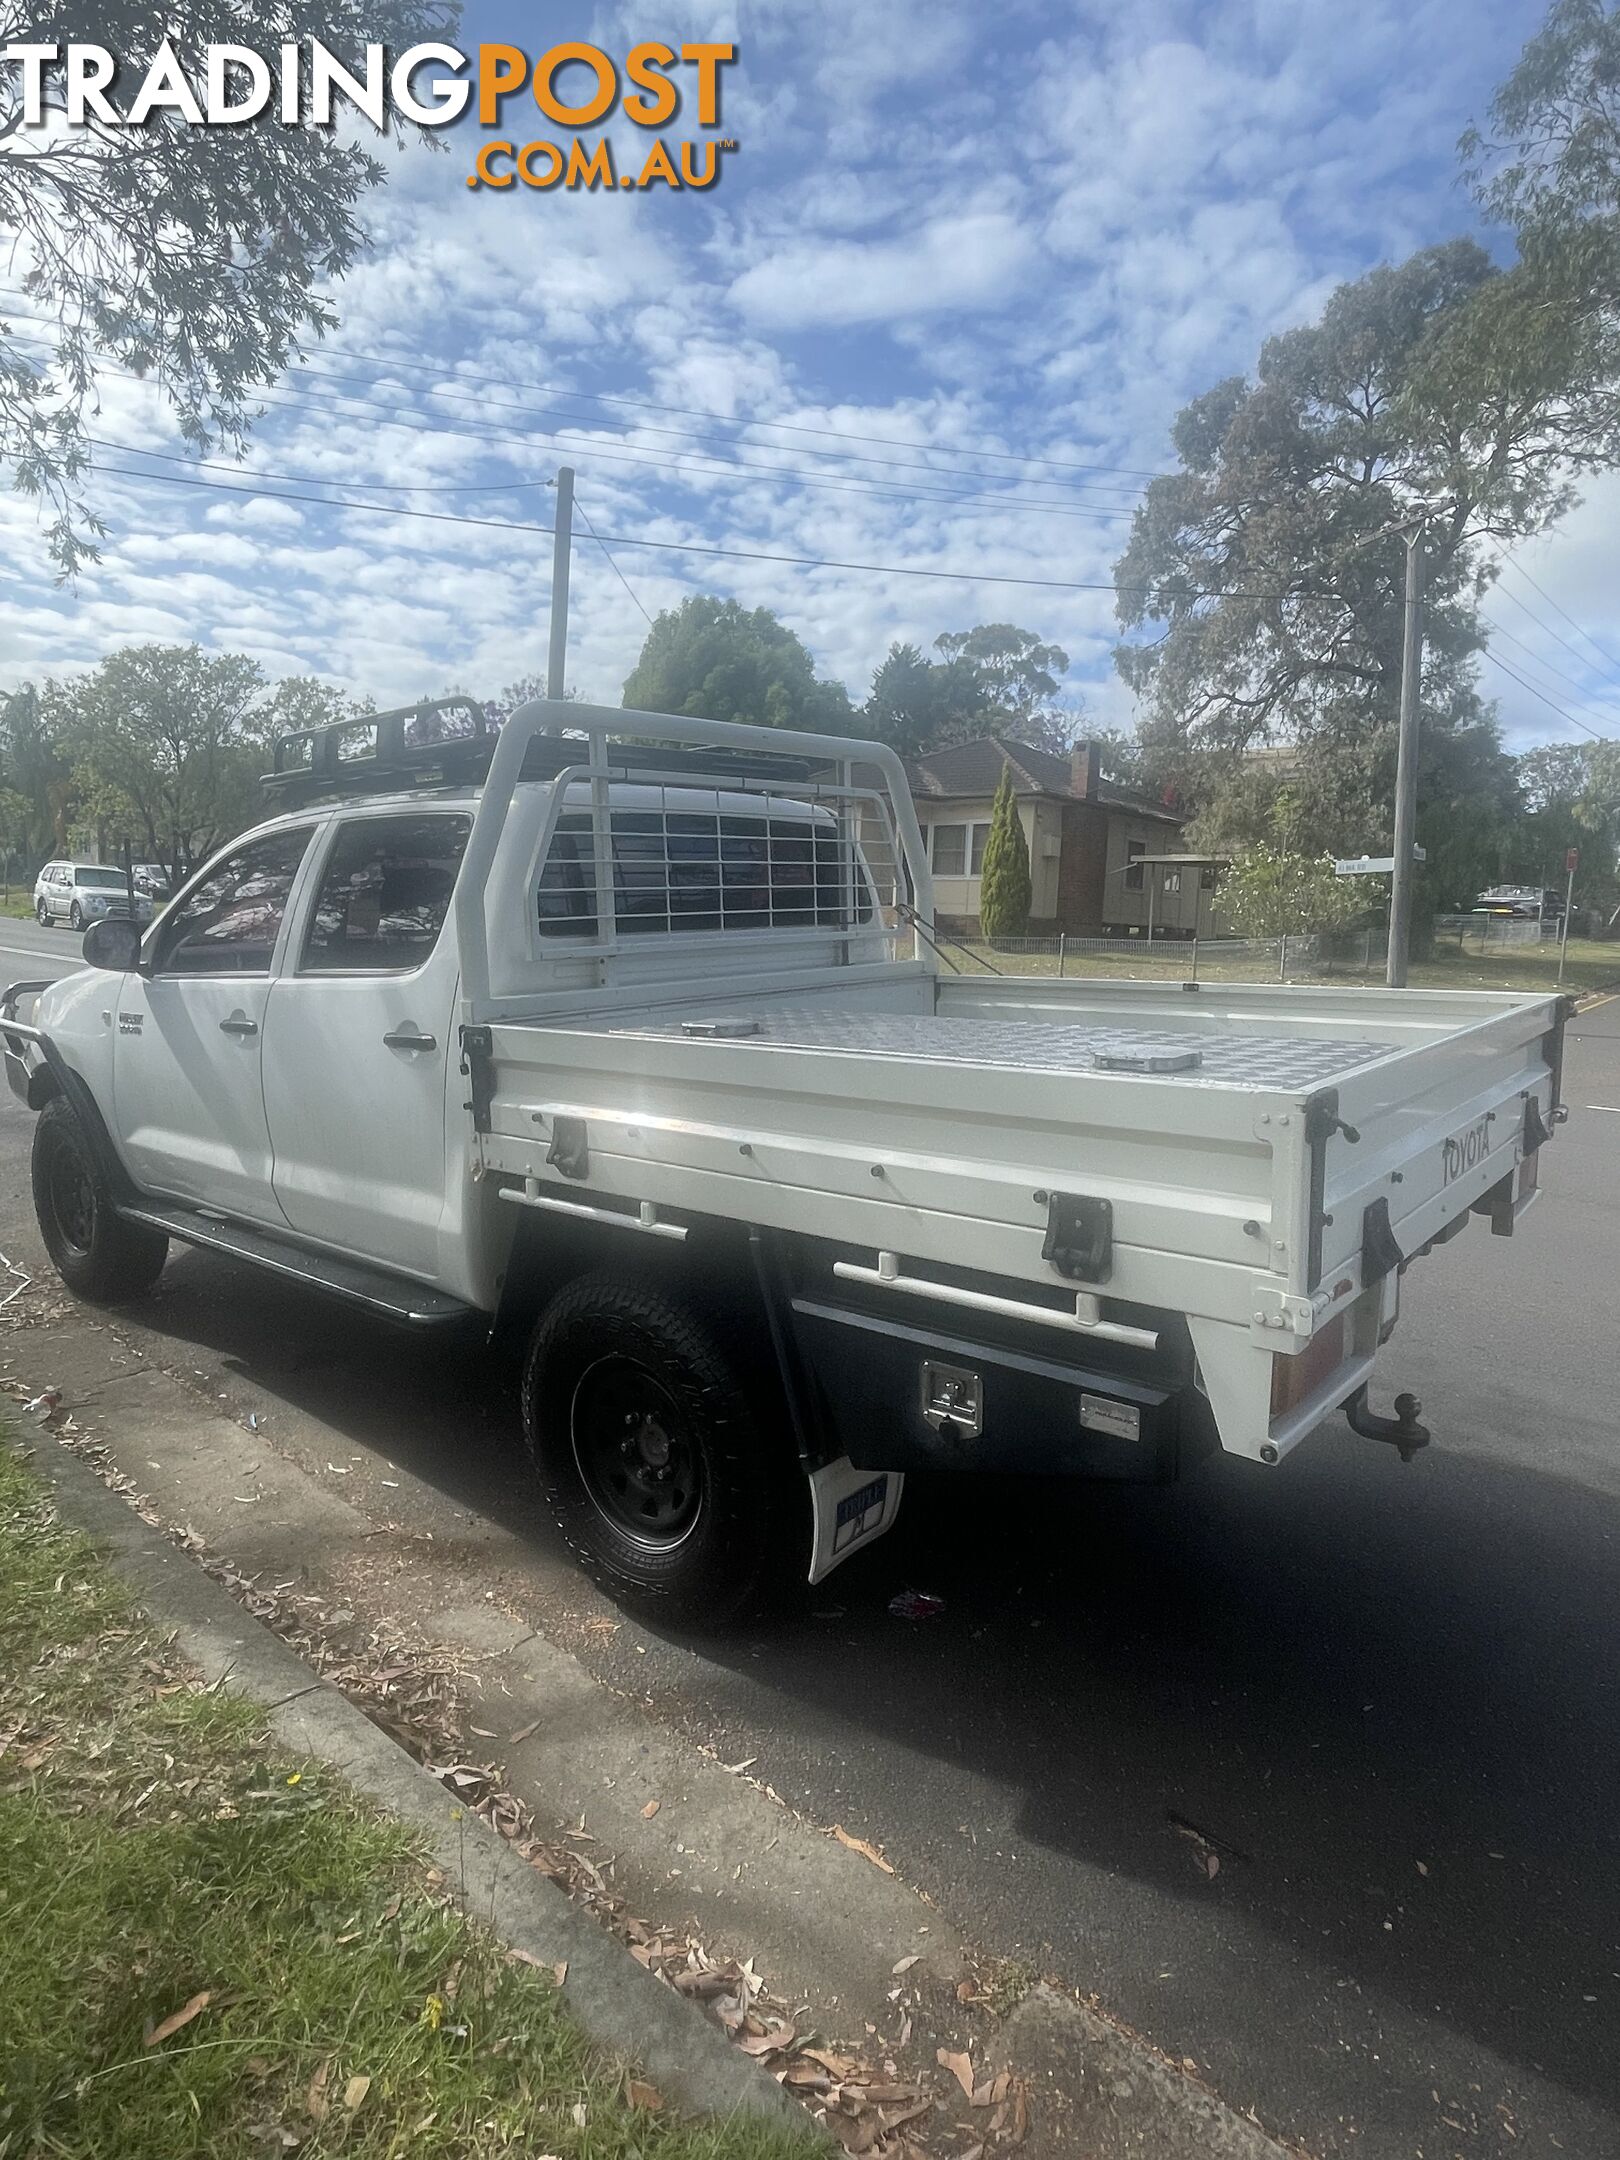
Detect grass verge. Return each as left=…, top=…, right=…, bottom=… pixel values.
left=0, top=1440, right=815, bottom=2160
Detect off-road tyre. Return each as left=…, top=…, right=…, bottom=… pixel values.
left=522, top=1271, right=799, bottom=1629
left=32, top=1095, right=167, bottom=1303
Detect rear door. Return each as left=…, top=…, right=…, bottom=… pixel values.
left=112, top=825, right=318, bottom=1220
left=262, top=809, right=471, bottom=1278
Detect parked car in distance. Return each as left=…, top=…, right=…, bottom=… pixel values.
left=131, top=864, right=173, bottom=903
left=1474, top=885, right=1562, bottom=923
left=32, top=862, right=156, bottom=932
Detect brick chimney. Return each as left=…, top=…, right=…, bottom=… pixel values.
left=1071, top=741, right=1100, bottom=800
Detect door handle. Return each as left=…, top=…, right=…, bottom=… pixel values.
left=382, top=1027, right=437, bottom=1051
left=219, top=1013, right=258, bottom=1037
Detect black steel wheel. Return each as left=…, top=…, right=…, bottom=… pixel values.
left=522, top=1270, right=800, bottom=1628
left=31, top=1096, right=167, bottom=1302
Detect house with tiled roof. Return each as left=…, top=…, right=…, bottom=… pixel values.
left=904, top=736, right=1222, bottom=938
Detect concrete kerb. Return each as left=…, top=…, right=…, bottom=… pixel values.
left=14, top=1431, right=810, bottom=2138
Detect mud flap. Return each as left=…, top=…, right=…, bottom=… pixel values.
left=807, top=1456, right=904, bottom=1585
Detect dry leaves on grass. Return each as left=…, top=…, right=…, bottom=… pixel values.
left=144, top=1990, right=211, bottom=2047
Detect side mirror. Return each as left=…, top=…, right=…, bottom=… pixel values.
left=82, top=917, right=144, bottom=973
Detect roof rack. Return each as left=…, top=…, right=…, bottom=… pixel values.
left=262, top=697, right=824, bottom=809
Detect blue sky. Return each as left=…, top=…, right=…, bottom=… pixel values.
left=6, top=0, right=1617, bottom=751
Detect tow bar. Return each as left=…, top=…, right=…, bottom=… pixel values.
left=1344, top=1382, right=1431, bottom=1462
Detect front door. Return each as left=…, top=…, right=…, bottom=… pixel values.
left=112, top=825, right=317, bottom=1221
left=262, top=809, right=471, bottom=1279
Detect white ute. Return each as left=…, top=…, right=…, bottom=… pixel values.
left=3, top=699, right=1569, bottom=1624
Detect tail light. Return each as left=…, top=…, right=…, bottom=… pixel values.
left=1270, top=1312, right=1347, bottom=1421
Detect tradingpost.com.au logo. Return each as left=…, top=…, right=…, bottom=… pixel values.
left=1, top=39, right=738, bottom=193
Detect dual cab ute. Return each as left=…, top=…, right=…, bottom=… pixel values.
left=3, top=699, right=1568, bottom=1623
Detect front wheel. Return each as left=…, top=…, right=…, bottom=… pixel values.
left=68, top=902, right=82, bottom=931
left=522, top=1271, right=799, bottom=1628
left=34, top=899, right=48, bottom=927
left=31, top=1096, right=168, bottom=1303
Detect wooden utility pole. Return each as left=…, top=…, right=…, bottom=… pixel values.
left=547, top=466, right=575, bottom=701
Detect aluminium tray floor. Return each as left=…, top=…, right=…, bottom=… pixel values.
left=587, top=1006, right=1396, bottom=1091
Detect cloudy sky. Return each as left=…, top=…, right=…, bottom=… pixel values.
left=5, top=0, right=1617, bottom=752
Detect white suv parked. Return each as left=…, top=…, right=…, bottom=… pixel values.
left=33, top=862, right=155, bottom=932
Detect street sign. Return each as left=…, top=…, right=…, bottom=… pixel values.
left=1566, top=847, right=1580, bottom=873
left=1334, top=848, right=1427, bottom=876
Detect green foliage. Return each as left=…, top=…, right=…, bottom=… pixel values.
left=1218, top=849, right=1367, bottom=939
left=623, top=596, right=854, bottom=734
left=931, top=624, right=1075, bottom=750
left=0, top=679, right=72, bottom=862
left=1513, top=736, right=1620, bottom=920
left=0, top=0, right=461, bottom=575
left=977, top=768, right=1032, bottom=936
left=0, top=1444, right=817, bottom=2160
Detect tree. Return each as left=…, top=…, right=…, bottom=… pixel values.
left=622, top=596, right=854, bottom=734
left=0, top=0, right=459, bottom=575
left=862, top=641, right=977, bottom=757
left=932, top=624, right=1077, bottom=752
left=1514, top=736, right=1620, bottom=921
left=1217, top=849, right=1366, bottom=939
left=59, top=644, right=271, bottom=882
left=977, top=767, right=1032, bottom=937
left=1113, top=238, right=1617, bottom=915
left=0, top=679, right=73, bottom=862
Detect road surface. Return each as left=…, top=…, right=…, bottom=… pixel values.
left=3, top=912, right=1616, bottom=2159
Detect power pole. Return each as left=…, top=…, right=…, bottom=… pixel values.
left=547, top=465, right=575, bottom=701
left=1386, top=519, right=1425, bottom=988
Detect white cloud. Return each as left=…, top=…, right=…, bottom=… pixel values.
left=728, top=208, right=1037, bottom=329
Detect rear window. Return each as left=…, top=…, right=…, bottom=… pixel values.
left=76, top=868, right=128, bottom=889
left=537, top=807, right=874, bottom=941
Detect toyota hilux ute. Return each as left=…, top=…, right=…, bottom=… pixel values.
left=2, top=698, right=1569, bottom=1624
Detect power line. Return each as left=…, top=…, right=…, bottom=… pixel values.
left=573, top=489, right=656, bottom=629
left=48, top=346, right=1137, bottom=530
left=1497, top=550, right=1620, bottom=680
left=86, top=454, right=1181, bottom=594
left=1479, top=607, right=1620, bottom=725
left=0, top=289, right=1164, bottom=491
left=1478, top=644, right=1607, bottom=741
left=1487, top=549, right=1620, bottom=689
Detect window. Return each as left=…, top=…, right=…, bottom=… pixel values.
left=1124, top=839, right=1146, bottom=892
left=538, top=807, right=872, bottom=940
left=1200, top=864, right=1217, bottom=892
left=969, top=822, right=990, bottom=876
left=931, top=823, right=967, bottom=877
left=302, top=813, right=472, bottom=973
left=154, top=827, right=314, bottom=976
left=75, top=867, right=128, bottom=890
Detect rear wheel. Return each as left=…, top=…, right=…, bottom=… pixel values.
left=31, top=1096, right=167, bottom=1303
left=522, top=1271, right=798, bottom=1628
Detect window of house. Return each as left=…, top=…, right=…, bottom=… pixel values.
left=154, top=827, right=315, bottom=976
left=969, top=822, right=990, bottom=876
left=538, top=807, right=872, bottom=940
left=930, top=823, right=967, bottom=877
left=1124, top=839, right=1147, bottom=892
left=301, top=813, right=472, bottom=973
left=1200, top=864, right=1217, bottom=892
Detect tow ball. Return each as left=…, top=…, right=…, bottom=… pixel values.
left=1344, top=1382, right=1430, bottom=1462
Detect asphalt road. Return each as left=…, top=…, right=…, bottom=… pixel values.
left=3, top=912, right=1617, bottom=2159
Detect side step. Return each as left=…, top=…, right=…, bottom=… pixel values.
left=116, top=1202, right=478, bottom=1329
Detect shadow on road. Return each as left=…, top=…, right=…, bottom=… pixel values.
left=106, top=1242, right=1620, bottom=2126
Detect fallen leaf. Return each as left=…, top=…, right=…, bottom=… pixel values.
left=627, top=2079, right=664, bottom=2111
left=641, top=1799, right=661, bottom=1819
left=892, top=1953, right=923, bottom=1975
left=145, top=1991, right=211, bottom=2047
left=832, top=1824, right=895, bottom=1874
left=306, top=2062, right=330, bottom=2123
left=738, top=2019, right=797, bottom=2057
left=553, top=1962, right=568, bottom=1987
left=937, top=2047, right=976, bottom=2101
left=342, top=2075, right=370, bottom=2113
left=572, top=2101, right=588, bottom=2128
left=1010, top=2081, right=1031, bottom=2141
left=720, top=1756, right=758, bottom=1774
left=508, top=1719, right=541, bottom=1746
